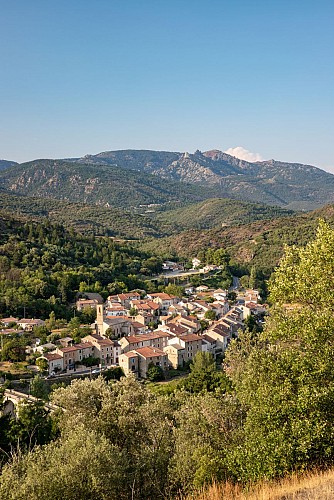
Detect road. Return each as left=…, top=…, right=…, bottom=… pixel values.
left=232, top=276, right=240, bottom=289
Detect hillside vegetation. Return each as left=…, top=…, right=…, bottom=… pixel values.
left=0, top=192, right=169, bottom=239
left=0, top=212, right=161, bottom=318
left=0, top=159, right=217, bottom=208
left=2, top=149, right=334, bottom=210
left=75, top=148, right=334, bottom=209
left=155, top=198, right=294, bottom=231
left=2, top=223, right=334, bottom=499
left=142, top=204, right=334, bottom=276
left=0, top=193, right=294, bottom=240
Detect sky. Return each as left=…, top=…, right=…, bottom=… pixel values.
left=1, top=0, right=334, bottom=171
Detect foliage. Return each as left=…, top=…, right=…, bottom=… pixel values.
left=7, top=400, right=57, bottom=451
left=102, top=366, right=124, bottom=381
left=35, top=357, right=48, bottom=373
left=225, top=221, right=334, bottom=481
left=80, top=356, right=100, bottom=368
left=30, top=375, right=49, bottom=400
left=164, top=283, right=184, bottom=297
left=204, top=310, right=216, bottom=321
left=0, top=426, right=128, bottom=500
left=0, top=212, right=160, bottom=319
left=182, top=352, right=231, bottom=394
left=1, top=337, right=26, bottom=362
left=146, top=363, right=164, bottom=382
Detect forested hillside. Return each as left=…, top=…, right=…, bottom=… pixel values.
left=155, top=198, right=294, bottom=231
left=0, top=193, right=294, bottom=239
left=142, top=204, right=334, bottom=278
left=0, top=159, right=217, bottom=208
left=0, top=213, right=162, bottom=318
left=2, top=149, right=334, bottom=210
left=0, top=193, right=169, bottom=239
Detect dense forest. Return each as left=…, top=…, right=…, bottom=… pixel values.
left=142, top=204, right=334, bottom=284
left=0, top=213, right=162, bottom=319
left=0, top=193, right=294, bottom=240
left=1, top=222, right=334, bottom=499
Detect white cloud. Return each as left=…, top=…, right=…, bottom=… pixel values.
left=224, top=146, right=263, bottom=163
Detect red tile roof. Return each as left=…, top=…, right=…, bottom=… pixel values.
left=135, top=346, right=166, bottom=358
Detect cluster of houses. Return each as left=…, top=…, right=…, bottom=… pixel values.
left=1, top=287, right=266, bottom=379
left=46, top=287, right=265, bottom=378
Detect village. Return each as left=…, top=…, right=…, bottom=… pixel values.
left=0, top=273, right=266, bottom=382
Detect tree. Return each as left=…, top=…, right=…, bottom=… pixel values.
left=7, top=400, right=56, bottom=451
left=225, top=221, right=334, bottom=481
left=164, top=283, right=184, bottom=298
left=0, top=427, right=128, bottom=500
left=45, top=311, right=56, bottom=331
left=147, top=363, right=164, bottom=382
left=204, top=310, right=216, bottom=321
left=183, top=352, right=230, bottom=394
left=103, top=366, right=124, bottom=381
left=1, top=338, right=26, bottom=362
left=248, top=265, right=257, bottom=289
left=170, top=392, right=242, bottom=492
left=239, top=274, right=249, bottom=289
left=50, top=376, right=175, bottom=499
left=128, top=307, right=137, bottom=317
left=30, top=375, right=49, bottom=400
left=36, top=357, right=48, bottom=373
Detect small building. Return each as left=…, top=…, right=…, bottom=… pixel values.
left=120, top=346, right=168, bottom=378
left=17, top=318, right=45, bottom=331
left=43, top=353, right=64, bottom=374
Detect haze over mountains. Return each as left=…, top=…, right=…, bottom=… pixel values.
left=1, top=149, right=334, bottom=211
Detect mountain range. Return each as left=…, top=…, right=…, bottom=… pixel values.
left=1, top=149, right=334, bottom=210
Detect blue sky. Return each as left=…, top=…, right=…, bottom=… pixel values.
left=1, top=0, right=334, bottom=170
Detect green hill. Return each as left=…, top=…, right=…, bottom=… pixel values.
left=0, top=193, right=294, bottom=240
left=154, top=198, right=294, bottom=231
left=141, top=204, right=334, bottom=275
left=0, top=159, right=217, bottom=208
left=0, top=192, right=170, bottom=239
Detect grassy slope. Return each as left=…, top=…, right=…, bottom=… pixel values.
left=188, top=468, right=334, bottom=499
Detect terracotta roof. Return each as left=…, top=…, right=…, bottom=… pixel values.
left=59, top=346, right=79, bottom=353
left=1, top=317, right=18, bottom=323
left=122, top=351, right=139, bottom=358
left=123, top=331, right=171, bottom=344
left=180, top=333, right=202, bottom=342
left=202, top=334, right=216, bottom=343
left=165, top=324, right=188, bottom=336
left=135, top=346, right=166, bottom=358
left=44, top=353, right=63, bottom=361
left=131, top=321, right=146, bottom=329
left=149, top=293, right=172, bottom=300
left=75, top=342, right=94, bottom=349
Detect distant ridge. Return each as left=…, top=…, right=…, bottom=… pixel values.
left=0, top=159, right=18, bottom=171
left=1, top=149, right=334, bottom=210
left=74, top=148, right=334, bottom=210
